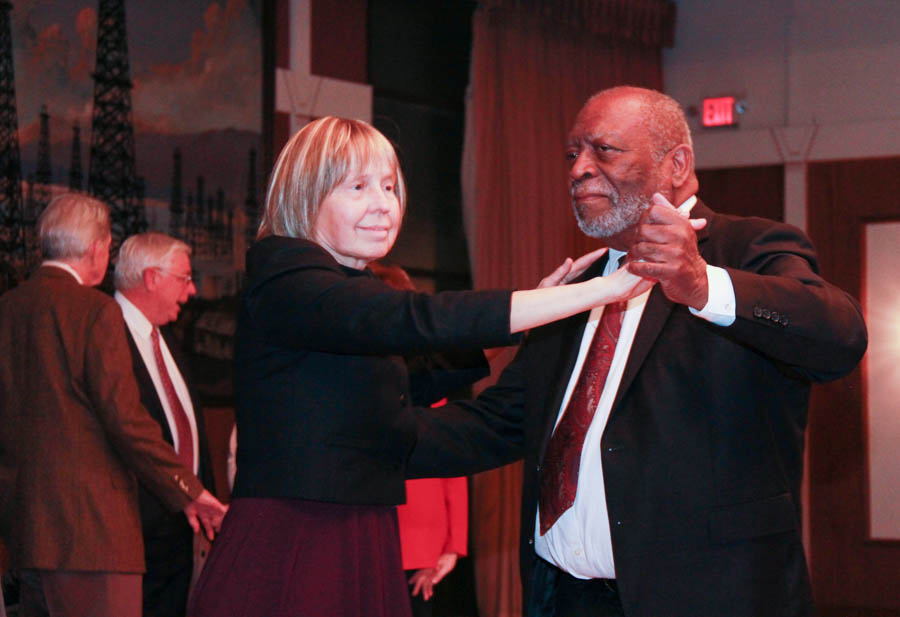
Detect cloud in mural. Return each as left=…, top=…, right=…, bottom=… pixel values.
left=133, top=0, right=261, bottom=134
left=13, top=3, right=96, bottom=138
left=13, top=0, right=261, bottom=142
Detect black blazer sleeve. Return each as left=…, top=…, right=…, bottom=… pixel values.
left=242, top=237, right=518, bottom=356
left=695, top=205, right=867, bottom=380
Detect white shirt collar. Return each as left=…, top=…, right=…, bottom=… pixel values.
left=114, top=290, right=154, bottom=340
left=679, top=194, right=698, bottom=215
left=42, top=261, right=83, bottom=285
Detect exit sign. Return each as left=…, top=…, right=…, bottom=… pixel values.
left=702, top=96, right=736, bottom=127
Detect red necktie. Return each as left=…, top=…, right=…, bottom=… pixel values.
left=539, top=300, right=626, bottom=534
left=151, top=328, right=194, bottom=471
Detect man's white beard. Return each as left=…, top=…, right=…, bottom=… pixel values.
left=572, top=190, right=651, bottom=239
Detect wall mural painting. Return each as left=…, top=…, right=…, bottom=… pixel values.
left=0, top=0, right=262, bottom=301
left=0, top=0, right=262, bottom=400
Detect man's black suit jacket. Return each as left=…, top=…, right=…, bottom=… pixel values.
left=420, top=201, right=867, bottom=617
left=124, top=329, right=213, bottom=577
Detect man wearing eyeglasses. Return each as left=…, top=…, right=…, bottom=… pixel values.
left=0, top=197, right=225, bottom=617
left=114, top=232, right=213, bottom=617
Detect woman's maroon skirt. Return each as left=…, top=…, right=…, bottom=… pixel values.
left=187, top=497, right=412, bottom=617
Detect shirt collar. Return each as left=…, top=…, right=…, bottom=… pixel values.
left=679, top=194, right=698, bottom=215
left=42, top=261, right=83, bottom=285
left=114, top=290, right=154, bottom=340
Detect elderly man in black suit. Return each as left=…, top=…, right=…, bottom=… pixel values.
left=114, top=232, right=213, bottom=617
left=437, top=86, right=867, bottom=617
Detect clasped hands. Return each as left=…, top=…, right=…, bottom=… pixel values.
left=540, top=193, right=709, bottom=309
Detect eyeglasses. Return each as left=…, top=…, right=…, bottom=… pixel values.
left=152, top=267, right=193, bottom=285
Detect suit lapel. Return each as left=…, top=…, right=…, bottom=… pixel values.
left=537, top=310, right=590, bottom=460
left=160, top=327, right=202, bottom=417
left=124, top=329, right=176, bottom=445
left=610, top=199, right=714, bottom=413
left=611, top=287, right=673, bottom=413
left=161, top=327, right=213, bottom=485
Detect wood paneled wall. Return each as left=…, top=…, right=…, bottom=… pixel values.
left=807, top=157, right=900, bottom=616
left=697, top=165, right=784, bottom=221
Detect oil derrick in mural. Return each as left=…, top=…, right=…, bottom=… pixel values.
left=88, top=0, right=145, bottom=247
left=184, top=190, right=196, bottom=249
left=204, top=193, right=214, bottom=256
left=0, top=0, right=25, bottom=289
left=34, top=105, right=52, bottom=208
left=214, top=188, right=229, bottom=256
left=244, top=148, right=259, bottom=246
left=20, top=104, right=54, bottom=272
left=179, top=170, right=233, bottom=261
left=69, top=125, right=83, bottom=191
left=169, top=149, right=184, bottom=239
left=192, top=175, right=205, bottom=253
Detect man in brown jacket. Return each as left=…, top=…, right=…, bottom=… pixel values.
left=0, top=194, right=227, bottom=617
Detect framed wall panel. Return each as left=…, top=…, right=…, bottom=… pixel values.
left=807, top=156, right=900, bottom=614
left=863, top=220, right=900, bottom=540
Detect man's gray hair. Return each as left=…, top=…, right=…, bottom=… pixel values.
left=114, top=232, right=192, bottom=290
left=37, top=193, right=110, bottom=260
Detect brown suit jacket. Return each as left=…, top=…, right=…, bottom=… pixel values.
left=0, top=266, right=204, bottom=572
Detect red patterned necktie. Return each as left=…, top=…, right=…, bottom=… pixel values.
left=539, top=300, right=626, bottom=534
left=150, top=328, right=194, bottom=471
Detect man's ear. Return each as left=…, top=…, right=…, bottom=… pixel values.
left=87, top=238, right=107, bottom=270
left=142, top=267, right=158, bottom=290
left=668, top=144, right=693, bottom=189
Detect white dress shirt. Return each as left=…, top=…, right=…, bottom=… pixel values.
left=115, top=291, right=199, bottom=474
left=534, top=195, right=736, bottom=579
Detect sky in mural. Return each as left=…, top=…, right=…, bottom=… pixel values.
left=11, top=0, right=262, bottom=208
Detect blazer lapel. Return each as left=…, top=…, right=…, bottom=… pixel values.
left=161, top=327, right=214, bottom=485
left=124, top=329, right=175, bottom=445
left=610, top=199, right=714, bottom=412
left=611, top=287, right=673, bottom=413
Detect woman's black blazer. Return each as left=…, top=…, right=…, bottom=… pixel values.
left=231, top=236, right=519, bottom=505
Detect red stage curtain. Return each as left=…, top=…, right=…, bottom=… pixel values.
left=462, top=1, right=673, bottom=614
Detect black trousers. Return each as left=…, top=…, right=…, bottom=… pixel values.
left=142, top=525, right=193, bottom=617
left=529, top=557, right=624, bottom=617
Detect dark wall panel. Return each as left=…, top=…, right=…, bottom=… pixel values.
left=368, top=0, right=477, bottom=291
left=696, top=164, right=784, bottom=221
left=311, top=0, right=368, bottom=83
left=373, top=98, right=470, bottom=290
